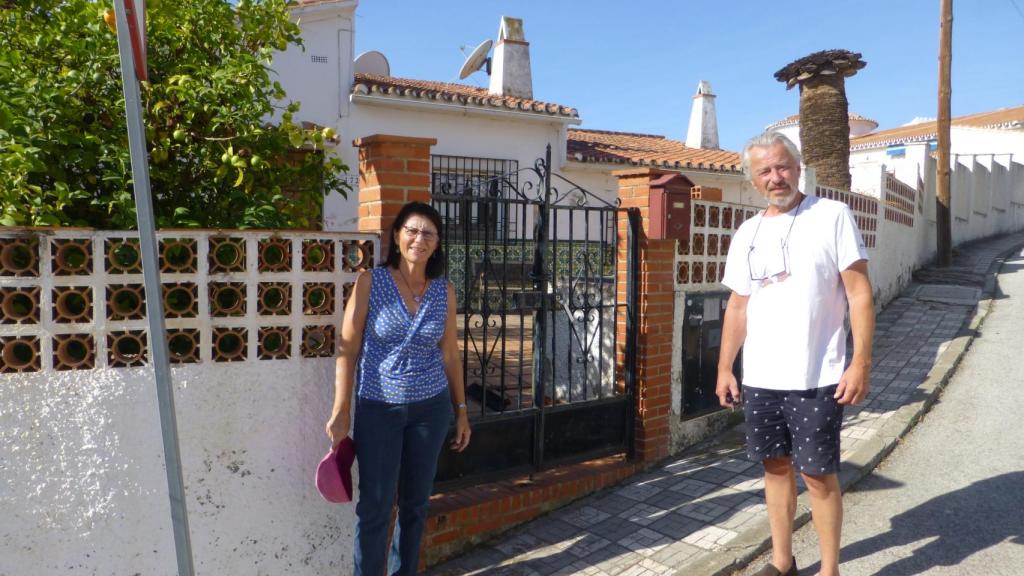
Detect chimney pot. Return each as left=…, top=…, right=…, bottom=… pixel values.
left=488, top=16, right=533, bottom=100
left=686, top=80, right=720, bottom=149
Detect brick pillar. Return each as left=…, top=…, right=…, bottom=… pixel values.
left=614, top=168, right=677, bottom=462
left=353, top=134, right=436, bottom=253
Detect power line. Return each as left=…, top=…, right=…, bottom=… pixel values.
left=1008, top=0, right=1024, bottom=21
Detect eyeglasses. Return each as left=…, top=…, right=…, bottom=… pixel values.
left=402, top=225, right=438, bottom=242
left=748, top=240, right=791, bottom=285
left=746, top=200, right=801, bottom=287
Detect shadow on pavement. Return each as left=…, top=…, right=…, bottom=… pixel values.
left=429, top=484, right=764, bottom=576
left=843, top=472, right=903, bottom=494
left=802, top=471, right=1024, bottom=576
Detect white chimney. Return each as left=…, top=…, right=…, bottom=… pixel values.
left=488, top=16, right=533, bottom=100
left=685, top=80, right=720, bottom=149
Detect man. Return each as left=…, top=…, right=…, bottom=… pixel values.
left=717, top=132, right=874, bottom=576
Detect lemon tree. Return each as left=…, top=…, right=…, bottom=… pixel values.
left=0, top=0, right=349, bottom=229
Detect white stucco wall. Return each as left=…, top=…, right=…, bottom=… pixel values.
left=773, top=124, right=800, bottom=149
left=850, top=126, right=1024, bottom=167
left=1, top=230, right=374, bottom=576
left=846, top=135, right=1024, bottom=303
left=1, top=361, right=353, bottom=576
left=275, top=2, right=355, bottom=126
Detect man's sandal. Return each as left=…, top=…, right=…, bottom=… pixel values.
left=752, top=556, right=798, bottom=576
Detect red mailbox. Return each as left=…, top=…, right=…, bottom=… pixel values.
left=648, top=173, right=695, bottom=242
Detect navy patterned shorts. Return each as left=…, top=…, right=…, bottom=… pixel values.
left=742, top=384, right=844, bottom=475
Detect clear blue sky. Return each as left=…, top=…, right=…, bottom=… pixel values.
left=352, top=0, right=1024, bottom=152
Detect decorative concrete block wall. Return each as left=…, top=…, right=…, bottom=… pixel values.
left=814, top=184, right=880, bottom=250
left=883, top=172, right=917, bottom=228
left=0, top=230, right=374, bottom=371
left=0, top=228, right=376, bottom=576
left=675, top=180, right=882, bottom=295
left=675, top=200, right=758, bottom=291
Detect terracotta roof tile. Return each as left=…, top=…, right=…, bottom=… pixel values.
left=351, top=73, right=579, bottom=119
left=851, top=105, right=1024, bottom=149
left=767, top=112, right=877, bottom=130
left=567, top=129, right=742, bottom=173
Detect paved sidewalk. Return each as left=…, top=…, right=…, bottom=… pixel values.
left=425, top=232, right=1024, bottom=576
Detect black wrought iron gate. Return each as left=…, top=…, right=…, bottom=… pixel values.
left=431, top=146, right=639, bottom=487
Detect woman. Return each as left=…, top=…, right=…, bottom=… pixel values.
left=326, top=201, right=471, bottom=576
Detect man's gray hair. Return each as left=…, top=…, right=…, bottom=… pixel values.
left=740, top=131, right=802, bottom=178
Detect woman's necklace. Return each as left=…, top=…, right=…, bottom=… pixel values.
left=397, top=268, right=427, bottom=304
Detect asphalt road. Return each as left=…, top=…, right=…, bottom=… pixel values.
left=739, top=250, right=1024, bottom=576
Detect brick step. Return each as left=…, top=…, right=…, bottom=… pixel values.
left=421, top=454, right=641, bottom=569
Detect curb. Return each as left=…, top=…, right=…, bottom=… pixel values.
left=682, top=240, right=1024, bottom=576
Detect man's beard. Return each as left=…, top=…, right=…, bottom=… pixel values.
left=765, top=186, right=798, bottom=208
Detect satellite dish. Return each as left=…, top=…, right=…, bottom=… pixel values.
left=354, top=51, right=390, bottom=77
left=458, top=39, right=493, bottom=80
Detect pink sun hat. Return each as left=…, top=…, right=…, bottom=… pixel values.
left=315, top=437, right=356, bottom=503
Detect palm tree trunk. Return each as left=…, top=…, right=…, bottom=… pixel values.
left=798, top=75, right=851, bottom=191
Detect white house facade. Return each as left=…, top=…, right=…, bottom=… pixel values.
left=274, top=0, right=753, bottom=232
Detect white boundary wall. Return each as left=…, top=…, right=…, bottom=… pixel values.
left=1, top=229, right=377, bottom=576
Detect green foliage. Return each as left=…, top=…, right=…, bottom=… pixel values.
left=0, top=0, right=349, bottom=230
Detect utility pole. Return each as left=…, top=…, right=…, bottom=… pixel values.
left=936, top=0, right=953, bottom=266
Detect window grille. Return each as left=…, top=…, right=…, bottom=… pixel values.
left=430, top=155, right=519, bottom=242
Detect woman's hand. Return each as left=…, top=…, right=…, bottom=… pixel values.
left=450, top=411, right=471, bottom=452
left=441, top=282, right=471, bottom=453
left=326, top=271, right=370, bottom=451
left=326, top=411, right=351, bottom=450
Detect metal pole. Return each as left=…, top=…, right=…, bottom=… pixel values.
left=112, top=2, right=195, bottom=574
left=936, top=0, right=953, bottom=266
left=531, top=145, right=553, bottom=471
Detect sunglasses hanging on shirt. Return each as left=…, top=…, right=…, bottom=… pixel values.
left=747, top=201, right=802, bottom=287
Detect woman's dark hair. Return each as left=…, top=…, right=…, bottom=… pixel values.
left=381, top=201, right=446, bottom=279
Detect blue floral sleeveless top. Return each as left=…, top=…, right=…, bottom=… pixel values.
left=356, top=266, right=449, bottom=403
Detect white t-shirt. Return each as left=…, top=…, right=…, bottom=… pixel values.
left=722, top=194, right=868, bottom=390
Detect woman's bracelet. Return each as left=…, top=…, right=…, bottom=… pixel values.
left=454, top=402, right=467, bottom=410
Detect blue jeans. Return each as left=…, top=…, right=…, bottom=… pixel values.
left=353, top=391, right=452, bottom=576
